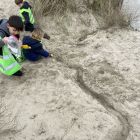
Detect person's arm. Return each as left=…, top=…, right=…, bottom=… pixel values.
left=22, top=12, right=30, bottom=24
left=0, top=40, right=5, bottom=48
left=0, top=30, right=6, bottom=39
left=0, top=31, right=6, bottom=48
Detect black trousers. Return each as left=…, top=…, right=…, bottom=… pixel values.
left=0, top=47, right=2, bottom=55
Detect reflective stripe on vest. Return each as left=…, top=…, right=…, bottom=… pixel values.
left=0, top=45, right=21, bottom=76
left=0, top=64, right=5, bottom=71
left=3, top=54, right=13, bottom=60
left=20, top=8, right=35, bottom=24
left=0, top=61, right=18, bottom=71
left=5, top=62, right=18, bottom=71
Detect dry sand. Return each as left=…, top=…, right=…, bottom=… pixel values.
left=0, top=0, right=140, bottom=140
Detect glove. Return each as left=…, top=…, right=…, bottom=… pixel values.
left=21, top=45, right=31, bottom=49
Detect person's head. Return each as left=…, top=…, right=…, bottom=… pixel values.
left=32, top=27, right=43, bottom=41
left=7, top=15, right=24, bottom=36
left=15, top=0, right=23, bottom=7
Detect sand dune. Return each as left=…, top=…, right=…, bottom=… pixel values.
left=0, top=0, right=140, bottom=140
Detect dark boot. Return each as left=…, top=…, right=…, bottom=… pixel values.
left=43, top=33, right=50, bottom=40
left=13, top=70, right=23, bottom=76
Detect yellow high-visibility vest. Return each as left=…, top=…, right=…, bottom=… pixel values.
left=20, top=8, right=35, bottom=24
left=0, top=45, right=21, bottom=76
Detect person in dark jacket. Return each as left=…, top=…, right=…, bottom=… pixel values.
left=15, top=0, right=51, bottom=40
left=22, top=27, right=52, bottom=61
left=0, top=15, right=24, bottom=76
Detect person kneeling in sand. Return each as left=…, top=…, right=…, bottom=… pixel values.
left=0, top=15, right=24, bottom=76
left=22, top=27, right=52, bottom=61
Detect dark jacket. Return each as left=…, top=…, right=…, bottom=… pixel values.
left=20, top=1, right=34, bottom=32
left=23, top=36, right=43, bottom=52
left=0, top=19, right=10, bottom=50
left=0, top=19, right=10, bottom=38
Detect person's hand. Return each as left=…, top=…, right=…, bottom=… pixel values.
left=2, top=37, right=9, bottom=44
left=49, top=53, right=53, bottom=57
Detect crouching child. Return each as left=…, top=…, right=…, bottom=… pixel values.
left=22, top=27, right=52, bottom=62
left=0, top=15, right=24, bottom=76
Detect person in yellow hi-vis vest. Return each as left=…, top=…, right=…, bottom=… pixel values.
left=15, top=0, right=51, bottom=40
left=0, top=15, right=24, bottom=76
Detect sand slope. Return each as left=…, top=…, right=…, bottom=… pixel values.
left=0, top=0, right=140, bottom=140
